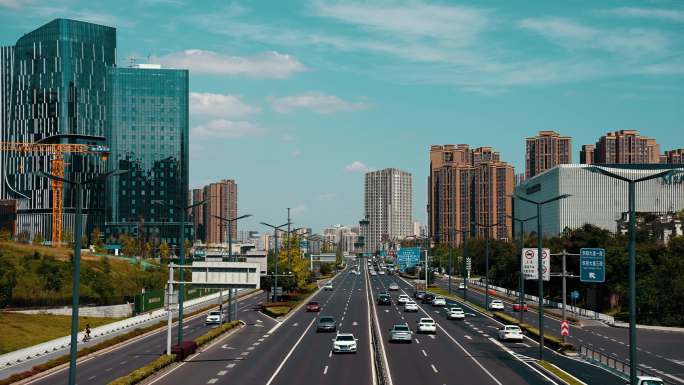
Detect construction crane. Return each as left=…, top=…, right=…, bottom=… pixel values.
left=0, top=142, right=110, bottom=247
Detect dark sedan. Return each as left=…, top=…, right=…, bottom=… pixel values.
left=317, top=316, right=337, bottom=332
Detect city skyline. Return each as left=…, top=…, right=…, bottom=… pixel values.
left=0, top=1, right=683, bottom=233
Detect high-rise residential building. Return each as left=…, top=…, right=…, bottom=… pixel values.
left=202, top=179, right=237, bottom=245
left=1, top=19, right=116, bottom=241
left=361, top=168, right=412, bottom=253
left=581, top=130, right=660, bottom=165
left=663, top=149, right=684, bottom=164
left=428, top=144, right=514, bottom=247
left=525, top=131, right=571, bottom=179
left=580, top=145, right=594, bottom=165
left=322, top=224, right=359, bottom=253
left=104, top=64, right=189, bottom=246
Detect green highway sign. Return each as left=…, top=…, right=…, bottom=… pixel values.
left=580, top=248, right=605, bottom=283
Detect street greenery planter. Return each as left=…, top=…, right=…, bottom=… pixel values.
left=428, top=287, right=493, bottom=316
left=491, top=311, right=575, bottom=352
left=194, top=321, right=240, bottom=347
left=262, top=306, right=291, bottom=317
left=537, top=360, right=584, bottom=385
left=107, top=354, right=176, bottom=385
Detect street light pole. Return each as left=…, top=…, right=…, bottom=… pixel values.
left=261, top=221, right=290, bottom=302
left=213, top=214, right=252, bottom=322
left=587, top=165, right=681, bottom=385
left=475, top=221, right=500, bottom=310
left=37, top=168, right=127, bottom=385
left=153, top=198, right=206, bottom=346
left=515, top=193, right=570, bottom=361
left=507, top=214, right=537, bottom=323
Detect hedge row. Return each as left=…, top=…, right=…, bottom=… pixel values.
left=262, top=306, right=291, bottom=318
left=108, top=354, right=176, bottom=385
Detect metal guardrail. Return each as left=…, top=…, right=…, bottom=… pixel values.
left=579, top=345, right=676, bottom=384
left=0, top=289, right=241, bottom=370
left=370, top=305, right=388, bottom=385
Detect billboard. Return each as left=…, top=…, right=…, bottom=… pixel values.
left=396, top=247, right=421, bottom=272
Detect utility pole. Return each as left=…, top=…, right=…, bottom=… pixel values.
left=562, top=249, right=567, bottom=343
left=287, top=208, right=291, bottom=269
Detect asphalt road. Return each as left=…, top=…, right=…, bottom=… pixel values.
left=23, top=291, right=264, bottom=385
left=147, top=266, right=370, bottom=385
left=435, top=275, right=684, bottom=384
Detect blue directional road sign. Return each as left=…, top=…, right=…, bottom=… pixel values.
left=580, top=248, right=605, bottom=283
left=570, top=290, right=580, bottom=300
left=396, top=247, right=421, bottom=272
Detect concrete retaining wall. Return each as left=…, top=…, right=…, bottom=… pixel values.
left=8, top=303, right=134, bottom=318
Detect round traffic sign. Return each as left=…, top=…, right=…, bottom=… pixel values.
left=524, top=250, right=535, bottom=259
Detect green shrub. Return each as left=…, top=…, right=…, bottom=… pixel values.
left=194, top=321, right=240, bottom=347
left=108, top=354, right=176, bottom=385
left=263, top=306, right=291, bottom=317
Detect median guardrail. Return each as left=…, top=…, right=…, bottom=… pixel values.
left=579, top=344, right=676, bottom=385
left=0, top=289, right=242, bottom=370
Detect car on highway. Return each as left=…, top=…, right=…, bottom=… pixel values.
left=397, top=294, right=411, bottom=304
left=205, top=310, right=224, bottom=325
left=447, top=307, right=465, bottom=320
left=635, top=376, right=664, bottom=385
left=432, top=296, right=447, bottom=307
left=404, top=301, right=418, bottom=312
left=306, top=301, right=321, bottom=312
left=370, top=270, right=377, bottom=276
left=498, top=325, right=524, bottom=342
left=388, top=283, right=399, bottom=291
left=378, top=270, right=385, bottom=275
left=417, top=318, right=437, bottom=334
left=388, top=324, right=413, bottom=343
left=421, top=293, right=435, bottom=304
left=458, top=283, right=466, bottom=290
left=378, top=290, right=389, bottom=297
left=324, top=282, right=334, bottom=291
left=488, top=299, right=505, bottom=311
left=512, top=303, right=529, bottom=312
left=332, top=332, right=358, bottom=353
left=317, top=316, right=337, bottom=332
left=377, top=294, right=392, bottom=305
left=413, top=291, right=426, bottom=300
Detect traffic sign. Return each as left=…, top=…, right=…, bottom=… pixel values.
left=580, top=248, right=605, bottom=283
left=561, top=320, right=570, bottom=336
left=521, top=248, right=550, bottom=281
left=396, top=247, right=421, bottom=272
left=466, top=257, right=472, bottom=271
left=570, top=290, right=580, bottom=300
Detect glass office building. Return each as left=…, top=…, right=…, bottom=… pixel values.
left=1, top=19, right=115, bottom=240
left=105, top=65, right=191, bottom=247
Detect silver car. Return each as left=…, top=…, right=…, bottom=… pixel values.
left=389, top=324, right=413, bottom=343
left=388, top=283, right=399, bottom=291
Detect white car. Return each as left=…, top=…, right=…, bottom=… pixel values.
left=458, top=283, right=466, bottom=290
left=489, top=300, right=505, bottom=311
left=397, top=294, right=410, bottom=304
left=636, top=376, right=664, bottom=385
left=432, top=296, right=447, bottom=307
left=378, top=270, right=385, bottom=275
left=370, top=271, right=377, bottom=276
left=388, top=283, right=399, bottom=291
left=404, top=301, right=419, bottom=312
left=498, top=325, right=524, bottom=342
left=417, top=318, right=437, bottom=334
left=324, top=283, right=334, bottom=291
left=205, top=310, right=223, bottom=325
left=447, top=307, right=465, bottom=320
left=332, top=332, right=358, bottom=353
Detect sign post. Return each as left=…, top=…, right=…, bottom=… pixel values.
left=580, top=248, right=606, bottom=283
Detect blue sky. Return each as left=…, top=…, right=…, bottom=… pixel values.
left=1, top=0, right=683, bottom=233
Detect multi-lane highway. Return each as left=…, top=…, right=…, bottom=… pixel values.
left=433, top=275, right=684, bottom=384
left=21, top=291, right=265, bottom=385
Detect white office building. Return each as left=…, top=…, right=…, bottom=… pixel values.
left=362, top=168, right=413, bottom=252
left=514, top=164, right=684, bottom=236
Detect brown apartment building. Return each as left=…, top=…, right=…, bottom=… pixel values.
left=525, top=131, right=572, bottom=179
left=662, top=149, right=684, bottom=164
left=428, top=145, right=514, bottom=247
left=580, top=130, right=660, bottom=164
left=194, top=179, right=238, bottom=245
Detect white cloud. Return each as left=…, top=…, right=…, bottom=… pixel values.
left=317, top=193, right=337, bottom=201
left=292, top=149, right=302, bottom=157
left=290, top=204, right=307, bottom=215
left=190, top=92, right=259, bottom=119
left=157, top=49, right=306, bottom=78
left=600, top=7, right=684, bottom=23
left=519, top=17, right=669, bottom=56
left=191, top=119, right=264, bottom=139
left=267, top=92, right=368, bottom=113
left=344, top=161, right=374, bottom=173
left=280, top=134, right=296, bottom=143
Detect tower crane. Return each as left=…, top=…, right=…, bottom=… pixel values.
left=0, top=142, right=110, bottom=247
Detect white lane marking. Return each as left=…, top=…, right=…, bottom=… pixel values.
left=324, top=365, right=329, bottom=375
left=241, top=351, right=250, bottom=356
left=415, top=338, right=420, bottom=344
left=248, top=346, right=255, bottom=350
left=227, top=363, right=236, bottom=368
left=353, top=321, right=359, bottom=326
left=464, top=335, right=472, bottom=340
left=88, top=376, right=96, bottom=380
left=207, top=379, right=218, bottom=384
left=183, top=325, right=190, bottom=329
left=431, top=364, right=438, bottom=373
left=265, top=317, right=316, bottom=385
left=217, top=370, right=227, bottom=376
left=329, top=350, right=333, bottom=358
left=422, top=349, right=428, bottom=357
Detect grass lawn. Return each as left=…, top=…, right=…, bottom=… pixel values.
left=0, top=312, right=123, bottom=354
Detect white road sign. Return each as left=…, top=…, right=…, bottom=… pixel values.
left=521, top=248, right=550, bottom=281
